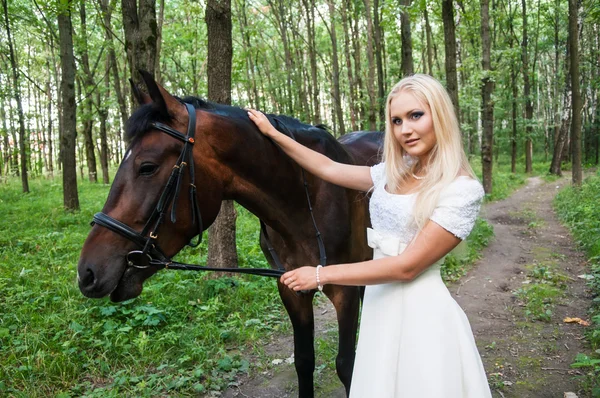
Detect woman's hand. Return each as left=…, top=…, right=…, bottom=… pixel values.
left=280, top=266, right=318, bottom=291
left=247, top=109, right=277, bottom=138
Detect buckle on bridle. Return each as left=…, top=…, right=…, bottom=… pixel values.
left=127, top=250, right=153, bottom=269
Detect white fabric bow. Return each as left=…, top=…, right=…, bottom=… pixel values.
left=366, top=228, right=407, bottom=257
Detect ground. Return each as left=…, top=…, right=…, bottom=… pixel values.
left=220, top=176, right=593, bottom=398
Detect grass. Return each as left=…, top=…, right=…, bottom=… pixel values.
left=554, top=169, right=600, bottom=396
left=0, top=177, right=289, bottom=397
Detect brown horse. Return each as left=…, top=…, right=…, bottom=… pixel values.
left=77, top=71, right=382, bottom=397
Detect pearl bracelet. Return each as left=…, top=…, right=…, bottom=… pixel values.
left=316, top=265, right=323, bottom=292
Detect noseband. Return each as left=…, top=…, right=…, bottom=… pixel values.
left=90, top=103, right=326, bottom=279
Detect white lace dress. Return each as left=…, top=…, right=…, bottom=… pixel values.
left=349, top=163, right=492, bottom=398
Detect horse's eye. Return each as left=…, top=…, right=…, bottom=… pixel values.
left=139, top=163, right=159, bottom=176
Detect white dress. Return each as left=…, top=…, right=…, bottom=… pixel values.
left=349, top=163, right=492, bottom=398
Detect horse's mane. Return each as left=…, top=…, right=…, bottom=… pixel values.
left=125, top=95, right=331, bottom=144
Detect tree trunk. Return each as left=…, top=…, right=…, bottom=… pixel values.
left=363, top=0, right=377, bottom=130
left=206, top=0, right=238, bottom=270
left=100, top=0, right=128, bottom=146
left=327, top=0, right=345, bottom=136
left=441, top=0, right=460, bottom=125
left=57, top=0, right=79, bottom=210
left=340, top=0, right=357, bottom=131
left=79, top=0, right=98, bottom=183
left=96, top=56, right=111, bottom=185
left=522, top=0, right=533, bottom=173
left=121, top=0, right=157, bottom=103
left=155, top=0, right=165, bottom=83
left=3, top=0, right=29, bottom=192
left=480, top=0, right=494, bottom=194
left=400, top=0, right=414, bottom=76
left=550, top=63, right=572, bottom=175
left=569, top=0, right=582, bottom=185
left=423, top=2, right=434, bottom=76
left=373, top=0, right=385, bottom=125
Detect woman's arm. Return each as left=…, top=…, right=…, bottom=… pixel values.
left=247, top=109, right=373, bottom=192
left=280, top=221, right=461, bottom=291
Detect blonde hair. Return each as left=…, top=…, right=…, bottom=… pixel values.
left=382, top=74, right=476, bottom=231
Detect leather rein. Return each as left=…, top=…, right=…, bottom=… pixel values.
left=91, top=102, right=326, bottom=278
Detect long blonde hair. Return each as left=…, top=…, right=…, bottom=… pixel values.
left=382, top=74, right=476, bottom=231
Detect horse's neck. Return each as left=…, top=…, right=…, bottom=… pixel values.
left=210, top=124, right=317, bottom=239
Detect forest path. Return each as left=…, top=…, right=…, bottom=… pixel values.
left=222, top=176, right=592, bottom=398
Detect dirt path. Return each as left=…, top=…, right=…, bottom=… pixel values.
left=223, top=176, right=592, bottom=398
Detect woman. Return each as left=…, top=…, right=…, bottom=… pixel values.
left=248, top=74, right=492, bottom=397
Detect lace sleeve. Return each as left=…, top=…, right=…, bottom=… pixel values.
left=430, top=178, right=485, bottom=240
left=370, top=162, right=386, bottom=188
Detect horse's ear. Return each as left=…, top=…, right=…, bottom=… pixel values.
left=138, top=69, right=185, bottom=119
left=129, top=78, right=151, bottom=105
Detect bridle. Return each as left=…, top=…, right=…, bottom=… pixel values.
left=90, top=102, right=326, bottom=279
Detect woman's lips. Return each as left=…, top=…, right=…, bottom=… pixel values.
left=405, top=138, right=420, bottom=146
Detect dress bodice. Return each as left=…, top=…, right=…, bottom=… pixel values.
left=369, top=162, right=484, bottom=243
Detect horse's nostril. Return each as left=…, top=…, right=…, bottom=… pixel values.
left=79, top=266, right=96, bottom=288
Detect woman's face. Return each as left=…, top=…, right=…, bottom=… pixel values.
left=389, top=90, right=437, bottom=166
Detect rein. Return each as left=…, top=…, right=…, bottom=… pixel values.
left=91, top=103, right=326, bottom=279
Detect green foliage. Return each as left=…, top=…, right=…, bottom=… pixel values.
left=441, top=218, right=494, bottom=283
left=554, top=170, right=600, bottom=393
left=0, top=178, right=288, bottom=396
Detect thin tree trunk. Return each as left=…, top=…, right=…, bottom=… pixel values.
left=352, top=2, right=365, bottom=128
left=424, top=3, right=434, bottom=76
left=327, top=0, right=345, bottom=136
left=155, top=0, right=165, bottom=83
left=57, top=0, right=79, bottom=210
left=522, top=0, right=533, bottom=173
left=80, top=0, right=98, bottom=183
left=374, top=0, right=385, bottom=125
left=441, top=0, right=460, bottom=125
left=206, top=0, right=238, bottom=270
left=99, top=0, right=127, bottom=145
left=480, top=0, right=494, bottom=194
left=363, top=0, right=377, bottom=130
left=340, top=0, right=357, bottom=131
left=569, top=0, right=582, bottom=185
left=400, top=0, right=414, bottom=76
left=3, top=0, right=29, bottom=192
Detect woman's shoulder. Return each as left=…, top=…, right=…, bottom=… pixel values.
left=441, top=175, right=485, bottom=201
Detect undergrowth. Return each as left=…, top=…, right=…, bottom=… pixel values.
left=554, top=169, right=600, bottom=395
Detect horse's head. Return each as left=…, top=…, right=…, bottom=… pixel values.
left=77, top=71, right=224, bottom=302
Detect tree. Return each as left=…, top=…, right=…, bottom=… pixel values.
left=3, top=0, right=29, bottom=193
left=121, top=0, right=157, bottom=100
left=480, top=0, right=494, bottom=193
left=400, top=0, right=414, bottom=76
left=441, top=0, right=460, bottom=124
left=326, top=0, right=345, bottom=135
left=78, top=0, right=98, bottom=183
left=522, top=0, right=533, bottom=173
left=206, top=0, right=238, bottom=270
left=57, top=0, right=79, bottom=210
left=569, top=0, right=582, bottom=185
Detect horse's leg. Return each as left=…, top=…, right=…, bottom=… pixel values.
left=279, top=286, right=316, bottom=398
left=324, top=285, right=361, bottom=397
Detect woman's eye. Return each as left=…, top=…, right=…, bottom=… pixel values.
left=411, top=112, right=424, bottom=120
left=139, top=163, right=158, bottom=176
left=391, top=117, right=402, bottom=125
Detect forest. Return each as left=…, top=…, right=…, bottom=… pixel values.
left=1, top=0, right=600, bottom=396
left=0, top=0, right=598, bottom=194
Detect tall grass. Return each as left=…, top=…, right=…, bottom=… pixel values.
left=554, top=169, right=600, bottom=395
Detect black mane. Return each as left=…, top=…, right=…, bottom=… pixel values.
left=125, top=95, right=329, bottom=143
